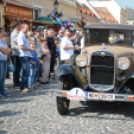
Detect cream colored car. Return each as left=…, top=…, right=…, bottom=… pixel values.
left=56, top=24, right=134, bottom=115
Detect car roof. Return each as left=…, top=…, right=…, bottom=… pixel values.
left=84, top=23, right=134, bottom=30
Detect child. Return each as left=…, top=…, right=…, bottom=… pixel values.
left=28, top=40, right=38, bottom=89
left=54, top=37, right=60, bottom=57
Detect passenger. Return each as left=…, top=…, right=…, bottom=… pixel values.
left=108, top=34, right=114, bottom=44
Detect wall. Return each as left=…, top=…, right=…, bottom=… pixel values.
left=14, top=0, right=77, bottom=20
left=120, top=8, right=127, bottom=24
left=57, top=1, right=76, bottom=19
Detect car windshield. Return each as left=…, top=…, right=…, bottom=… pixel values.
left=84, top=29, right=134, bottom=47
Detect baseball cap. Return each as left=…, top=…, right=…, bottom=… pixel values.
left=35, top=28, right=42, bottom=34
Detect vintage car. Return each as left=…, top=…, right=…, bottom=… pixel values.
left=56, top=23, right=134, bottom=115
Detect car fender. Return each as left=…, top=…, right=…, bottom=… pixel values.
left=119, top=75, right=134, bottom=92
left=55, top=64, right=82, bottom=87
left=55, top=64, right=75, bottom=76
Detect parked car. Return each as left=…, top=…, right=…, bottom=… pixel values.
left=56, top=23, right=134, bottom=115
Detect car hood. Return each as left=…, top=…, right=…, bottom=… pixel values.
left=84, top=45, right=134, bottom=57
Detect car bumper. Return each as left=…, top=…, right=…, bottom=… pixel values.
left=56, top=88, right=134, bottom=102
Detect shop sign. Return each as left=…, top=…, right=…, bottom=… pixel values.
left=18, top=9, right=32, bottom=17
left=5, top=4, right=33, bottom=19
left=6, top=6, right=18, bottom=14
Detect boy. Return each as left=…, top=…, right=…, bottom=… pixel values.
left=28, top=40, right=38, bottom=89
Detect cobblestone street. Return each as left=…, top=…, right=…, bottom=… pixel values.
left=0, top=74, right=134, bottom=134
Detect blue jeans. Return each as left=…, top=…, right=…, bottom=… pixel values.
left=28, top=64, right=38, bottom=87
left=13, top=56, right=21, bottom=84
left=0, top=60, right=7, bottom=95
left=20, top=57, right=31, bottom=90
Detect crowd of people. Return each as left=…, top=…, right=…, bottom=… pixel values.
left=0, top=22, right=85, bottom=98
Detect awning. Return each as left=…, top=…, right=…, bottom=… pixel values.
left=4, top=15, right=33, bottom=22
left=80, top=8, right=95, bottom=17
left=79, top=8, right=100, bottom=24
left=35, top=16, right=61, bottom=25
left=4, top=15, right=53, bottom=25
left=80, top=7, right=118, bottom=24
left=94, top=7, right=118, bottom=23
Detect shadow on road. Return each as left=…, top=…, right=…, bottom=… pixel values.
left=0, top=98, right=32, bottom=105
left=0, top=130, right=8, bottom=134
left=0, top=110, right=22, bottom=117
left=68, top=101, right=134, bottom=120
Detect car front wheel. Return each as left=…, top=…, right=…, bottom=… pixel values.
left=57, top=75, right=70, bottom=115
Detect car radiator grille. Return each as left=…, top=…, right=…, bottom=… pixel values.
left=90, top=52, right=114, bottom=85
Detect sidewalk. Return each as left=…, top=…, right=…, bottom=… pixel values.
left=5, top=73, right=14, bottom=86
left=4, top=72, right=58, bottom=98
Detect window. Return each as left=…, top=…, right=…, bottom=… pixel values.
left=85, top=29, right=134, bottom=47
left=34, top=10, right=39, bottom=18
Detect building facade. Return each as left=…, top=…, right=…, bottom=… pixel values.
left=0, top=0, right=34, bottom=36
left=9, top=0, right=77, bottom=20
left=0, top=0, right=78, bottom=34
left=126, top=7, right=134, bottom=25
left=76, top=0, right=118, bottom=30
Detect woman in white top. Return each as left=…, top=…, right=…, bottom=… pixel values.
left=0, top=27, right=12, bottom=98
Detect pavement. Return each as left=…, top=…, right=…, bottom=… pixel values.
left=0, top=73, right=134, bottom=134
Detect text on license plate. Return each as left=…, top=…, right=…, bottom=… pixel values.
left=86, top=93, right=115, bottom=100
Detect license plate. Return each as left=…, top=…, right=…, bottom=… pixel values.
left=85, top=92, right=115, bottom=101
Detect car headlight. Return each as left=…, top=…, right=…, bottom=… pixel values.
left=75, top=55, right=87, bottom=67
left=118, top=57, right=130, bottom=70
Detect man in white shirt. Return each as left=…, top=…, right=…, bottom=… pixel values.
left=11, top=22, right=21, bottom=87
left=61, top=30, right=74, bottom=63
left=18, top=23, right=33, bottom=93
left=61, top=30, right=88, bottom=91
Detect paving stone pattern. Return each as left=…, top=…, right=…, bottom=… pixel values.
left=0, top=75, right=134, bottom=134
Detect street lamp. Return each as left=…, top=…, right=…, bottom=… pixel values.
left=0, top=0, right=6, bottom=27
left=53, top=0, right=59, bottom=9
left=2, top=0, right=6, bottom=7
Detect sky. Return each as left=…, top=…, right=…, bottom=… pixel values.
left=115, top=0, right=134, bottom=9
left=91, top=0, right=134, bottom=9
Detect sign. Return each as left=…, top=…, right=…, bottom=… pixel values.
left=70, top=16, right=82, bottom=22
left=66, top=88, right=85, bottom=101
left=86, top=92, right=115, bottom=101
